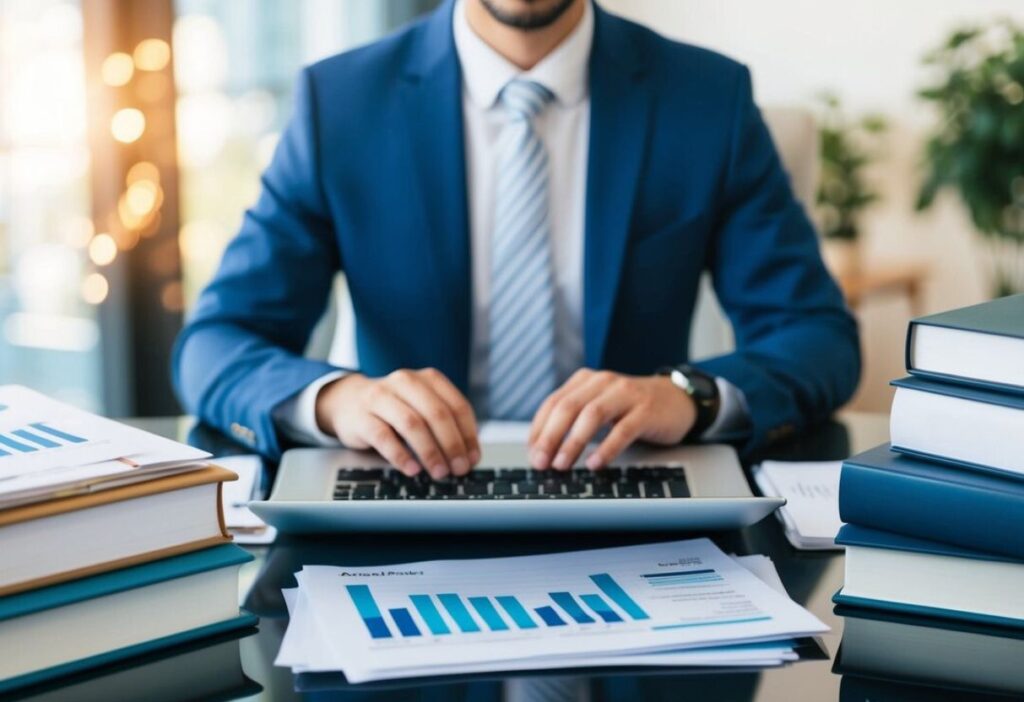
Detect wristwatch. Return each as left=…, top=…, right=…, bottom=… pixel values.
left=657, top=364, right=721, bottom=437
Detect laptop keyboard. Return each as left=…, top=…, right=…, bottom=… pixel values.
left=333, top=466, right=689, bottom=501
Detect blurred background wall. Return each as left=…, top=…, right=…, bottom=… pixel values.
left=1, top=0, right=1022, bottom=417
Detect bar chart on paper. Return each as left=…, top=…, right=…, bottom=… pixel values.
left=342, top=566, right=773, bottom=642
left=287, top=540, right=830, bottom=682
left=0, top=422, right=88, bottom=457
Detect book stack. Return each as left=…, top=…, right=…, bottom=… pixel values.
left=0, top=386, right=256, bottom=694
left=834, top=294, right=1024, bottom=688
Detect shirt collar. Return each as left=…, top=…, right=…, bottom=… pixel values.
left=452, top=0, right=593, bottom=110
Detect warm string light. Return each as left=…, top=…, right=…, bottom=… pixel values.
left=85, top=40, right=174, bottom=306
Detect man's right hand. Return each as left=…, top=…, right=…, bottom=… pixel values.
left=314, top=369, right=480, bottom=480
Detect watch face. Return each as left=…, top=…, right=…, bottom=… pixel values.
left=689, top=373, right=716, bottom=398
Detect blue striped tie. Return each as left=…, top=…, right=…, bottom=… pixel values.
left=488, top=79, right=557, bottom=420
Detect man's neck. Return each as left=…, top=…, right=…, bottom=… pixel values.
left=465, top=0, right=585, bottom=70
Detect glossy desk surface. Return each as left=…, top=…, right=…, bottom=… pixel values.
left=17, top=411, right=989, bottom=701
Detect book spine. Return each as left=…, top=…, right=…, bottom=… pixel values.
left=838, top=462, right=1024, bottom=560
left=904, top=320, right=916, bottom=373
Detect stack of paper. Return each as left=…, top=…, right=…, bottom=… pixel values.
left=276, top=539, right=828, bottom=683
left=0, top=385, right=210, bottom=507
left=753, top=461, right=843, bottom=550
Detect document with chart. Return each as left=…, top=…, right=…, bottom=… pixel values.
left=0, top=385, right=209, bottom=504
left=278, top=539, right=827, bottom=682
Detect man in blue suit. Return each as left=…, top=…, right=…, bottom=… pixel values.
left=173, top=0, right=859, bottom=479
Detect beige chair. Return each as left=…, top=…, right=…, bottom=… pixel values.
left=308, top=107, right=821, bottom=366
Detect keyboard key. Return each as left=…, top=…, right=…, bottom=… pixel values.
left=592, top=483, right=613, bottom=498
left=516, top=482, right=539, bottom=495
left=463, top=482, right=488, bottom=496
left=643, top=481, right=664, bottom=498
left=541, top=480, right=564, bottom=495
left=471, top=469, right=495, bottom=482
left=432, top=482, right=456, bottom=496
left=499, top=469, right=527, bottom=481
left=352, top=484, right=376, bottom=500
left=668, top=479, right=690, bottom=497
left=617, top=481, right=640, bottom=498
left=492, top=480, right=512, bottom=496
left=566, top=482, right=587, bottom=494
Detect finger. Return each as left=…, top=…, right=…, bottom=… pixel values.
left=528, top=369, right=592, bottom=447
left=531, top=372, right=610, bottom=470
left=392, top=372, right=470, bottom=477
left=587, top=409, right=644, bottom=470
left=370, top=389, right=449, bottom=479
left=554, top=388, right=631, bottom=470
left=418, top=368, right=480, bottom=470
left=358, top=414, right=421, bottom=476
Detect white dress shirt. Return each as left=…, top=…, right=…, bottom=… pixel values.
left=275, top=0, right=748, bottom=445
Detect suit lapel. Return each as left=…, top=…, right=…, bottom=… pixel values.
left=583, top=5, right=652, bottom=368
left=400, top=0, right=472, bottom=392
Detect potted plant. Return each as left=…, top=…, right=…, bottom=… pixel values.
left=816, top=94, right=888, bottom=279
left=917, top=20, right=1024, bottom=296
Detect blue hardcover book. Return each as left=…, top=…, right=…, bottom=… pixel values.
left=889, top=376, right=1024, bottom=479
left=833, top=525, right=1024, bottom=630
left=839, top=444, right=1024, bottom=560
left=906, top=293, right=1024, bottom=394
left=0, top=544, right=257, bottom=694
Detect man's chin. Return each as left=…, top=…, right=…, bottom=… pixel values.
left=478, top=0, right=579, bottom=31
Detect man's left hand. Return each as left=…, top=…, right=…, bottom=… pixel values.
left=528, top=369, right=697, bottom=471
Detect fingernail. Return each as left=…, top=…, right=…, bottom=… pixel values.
left=469, top=449, right=481, bottom=464
left=403, top=460, right=421, bottom=475
left=553, top=452, right=569, bottom=470
left=530, top=449, right=549, bottom=469
left=430, top=464, right=448, bottom=479
left=586, top=454, right=602, bottom=471
left=452, top=457, right=469, bottom=475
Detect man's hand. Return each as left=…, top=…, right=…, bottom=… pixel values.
left=315, top=369, right=480, bottom=479
left=528, top=369, right=696, bottom=471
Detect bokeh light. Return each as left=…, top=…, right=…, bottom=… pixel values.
left=110, top=107, right=146, bottom=143
left=133, top=38, right=171, bottom=71
left=81, top=273, right=110, bottom=305
left=100, top=52, right=134, bottom=86
left=88, top=233, right=118, bottom=266
left=126, top=179, right=161, bottom=218
left=126, top=161, right=161, bottom=186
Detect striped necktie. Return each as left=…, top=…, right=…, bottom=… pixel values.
left=487, top=79, right=557, bottom=420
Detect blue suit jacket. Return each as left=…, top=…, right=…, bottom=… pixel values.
left=173, top=1, right=860, bottom=459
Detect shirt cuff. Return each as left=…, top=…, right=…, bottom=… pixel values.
left=272, top=370, right=348, bottom=447
left=701, top=377, right=751, bottom=442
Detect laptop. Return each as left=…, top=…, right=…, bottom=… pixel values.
left=249, top=442, right=783, bottom=534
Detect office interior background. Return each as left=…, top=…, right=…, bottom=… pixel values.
left=1, top=0, right=1022, bottom=419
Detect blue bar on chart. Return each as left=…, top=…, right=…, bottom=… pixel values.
left=534, top=606, right=567, bottom=627
left=438, top=594, right=481, bottom=633
left=388, top=608, right=421, bottom=637
left=346, top=585, right=392, bottom=639
left=642, top=569, right=723, bottom=587
left=468, top=597, right=509, bottom=631
left=549, top=592, right=595, bottom=624
left=410, top=595, right=451, bottom=635
left=0, top=434, right=37, bottom=453
left=496, top=596, right=538, bottom=629
left=12, top=429, right=60, bottom=449
left=30, top=422, right=87, bottom=444
left=580, top=594, right=623, bottom=623
left=589, top=573, right=650, bottom=620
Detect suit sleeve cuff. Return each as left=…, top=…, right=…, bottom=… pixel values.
left=272, top=370, right=348, bottom=447
left=700, top=377, right=751, bottom=442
